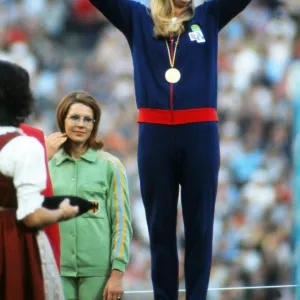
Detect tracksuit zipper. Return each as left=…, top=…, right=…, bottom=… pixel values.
left=170, top=36, right=174, bottom=124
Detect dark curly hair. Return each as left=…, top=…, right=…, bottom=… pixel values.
left=0, top=60, right=34, bottom=126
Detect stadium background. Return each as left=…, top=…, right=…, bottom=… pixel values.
left=1, top=0, right=299, bottom=299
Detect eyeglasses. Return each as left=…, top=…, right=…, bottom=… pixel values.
left=67, top=115, right=95, bottom=126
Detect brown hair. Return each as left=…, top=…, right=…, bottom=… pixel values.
left=56, top=90, right=104, bottom=151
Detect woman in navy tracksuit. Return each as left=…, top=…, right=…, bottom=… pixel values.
left=89, top=0, right=252, bottom=299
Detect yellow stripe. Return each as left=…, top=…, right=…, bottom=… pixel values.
left=97, top=152, right=126, bottom=258
left=100, top=150, right=122, bottom=164
left=117, top=160, right=126, bottom=257
left=96, top=154, right=119, bottom=254
left=113, top=166, right=119, bottom=255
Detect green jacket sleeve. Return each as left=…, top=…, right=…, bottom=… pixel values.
left=108, top=159, right=133, bottom=273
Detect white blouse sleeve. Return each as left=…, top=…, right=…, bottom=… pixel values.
left=0, top=135, right=46, bottom=220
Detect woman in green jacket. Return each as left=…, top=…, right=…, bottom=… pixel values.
left=47, top=91, right=132, bottom=300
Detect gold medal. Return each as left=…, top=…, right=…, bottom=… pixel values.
left=165, top=68, right=181, bottom=83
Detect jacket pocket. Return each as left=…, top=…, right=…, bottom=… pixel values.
left=79, top=183, right=107, bottom=219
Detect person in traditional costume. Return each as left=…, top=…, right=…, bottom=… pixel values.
left=20, top=123, right=62, bottom=269
left=0, top=60, right=79, bottom=300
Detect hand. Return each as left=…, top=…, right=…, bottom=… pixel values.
left=45, top=132, right=67, bottom=161
left=103, top=270, right=124, bottom=300
left=59, top=198, right=79, bottom=221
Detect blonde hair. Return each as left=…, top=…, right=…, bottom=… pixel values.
left=150, top=0, right=194, bottom=38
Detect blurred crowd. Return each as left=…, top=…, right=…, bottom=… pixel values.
left=0, top=0, right=299, bottom=299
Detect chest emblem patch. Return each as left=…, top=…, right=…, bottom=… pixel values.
left=91, top=201, right=99, bottom=213
left=189, top=24, right=206, bottom=43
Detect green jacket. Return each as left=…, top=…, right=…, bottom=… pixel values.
left=49, top=148, right=132, bottom=277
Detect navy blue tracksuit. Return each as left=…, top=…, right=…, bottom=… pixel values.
left=90, top=0, right=253, bottom=299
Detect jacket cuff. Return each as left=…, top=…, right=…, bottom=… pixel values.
left=112, top=260, right=126, bottom=273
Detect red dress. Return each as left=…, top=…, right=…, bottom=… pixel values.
left=0, top=132, right=45, bottom=300
left=20, top=123, right=60, bottom=269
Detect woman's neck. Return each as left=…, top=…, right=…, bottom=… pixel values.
left=69, top=143, right=88, bottom=159
left=174, top=2, right=190, bottom=17
left=174, top=7, right=186, bottom=17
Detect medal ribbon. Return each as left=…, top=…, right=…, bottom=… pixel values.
left=165, top=34, right=180, bottom=68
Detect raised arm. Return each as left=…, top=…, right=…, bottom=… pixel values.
left=207, top=0, right=253, bottom=31
left=89, top=0, right=136, bottom=37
